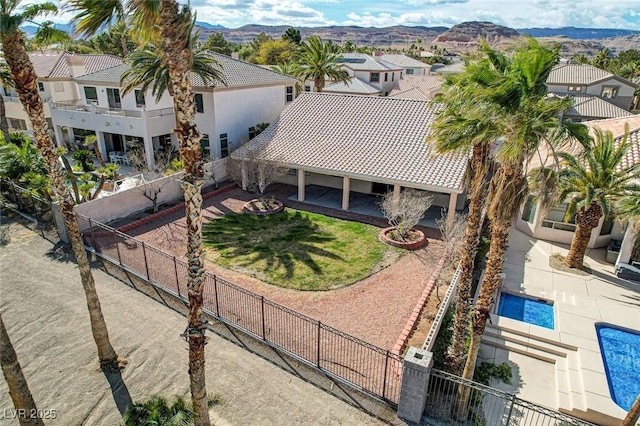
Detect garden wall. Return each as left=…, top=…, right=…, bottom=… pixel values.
left=74, top=158, right=227, bottom=229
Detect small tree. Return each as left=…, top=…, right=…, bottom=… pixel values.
left=128, top=148, right=182, bottom=213
left=435, top=210, right=467, bottom=301
left=71, top=149, right=95, bottom=172
left=82, top=134, right=105, bottom=168
left=380, top=189, right=434, bottom=240
left=228, top=151, right=287, bottom=208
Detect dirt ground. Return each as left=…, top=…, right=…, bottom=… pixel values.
left=123, top=184, right=446, bottom=350
left=0, top=214, right=403, bottom=426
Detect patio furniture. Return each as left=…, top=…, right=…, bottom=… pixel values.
left=108, top=151, right=128, bottom=165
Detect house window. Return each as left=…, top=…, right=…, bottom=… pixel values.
left=156, top=134, right=172, bottom=151
left=406, top=69, right=414, bottom=75
left=370, top=72, right=380, bottom=83
left=392, top=72, right=394, bottom=81
left=134, top=90, right=145, bottom=108
left=54, top=82, right=64, bottom=92
left=38, top=82, right=45, bottom=91
left=106, top=88, right=121, bottom=109
left=220, top=133, right=228, bottom=158
left=601, top=86, right=619, bottom=99
left=9, top=118, right=27, bottom=130
left=200, top=134, right=210, bottom=156
left=400, top=71, right=403, bottom=78
left=600, top=215, right=614, bottom=235
left=249, top=126, right=256, bottom=139
left=521, top=196, right=536, bottom=223
left=84, top=86, right=98, bottom=103
left=195, top=93, right=204, bottom=113
left=568, top=86, right=582, bottom=92
left=384, top=73, right=388, bottom=82
left=286, top=86, right=294, bottom=102
left=304, top=85, right=311, bottom=92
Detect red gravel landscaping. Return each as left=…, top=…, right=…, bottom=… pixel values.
left=120, top=184, right=445, bottom=350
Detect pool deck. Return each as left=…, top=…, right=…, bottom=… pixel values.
left=478, top=226, right=640, bottom=425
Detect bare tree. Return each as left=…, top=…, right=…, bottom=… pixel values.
left=128, top=148, right=182, bottom=213
left=380, top=189, right=434, bottom=240
left=434, top=210, right=467, bottom=301
left=228, top=151, right=287, bottom=208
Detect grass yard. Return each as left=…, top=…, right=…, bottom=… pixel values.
left=202, top=208, right=403, bottom=290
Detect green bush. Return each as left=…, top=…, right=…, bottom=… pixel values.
left=431, top=305, right=455, bottom=370
left=474, top=361, right=512, bottom=386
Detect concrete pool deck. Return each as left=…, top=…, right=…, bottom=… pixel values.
left=478, top=227, right=640, bottom=425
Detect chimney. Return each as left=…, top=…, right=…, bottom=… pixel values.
left=231, top=52, right=239, bottom=60
left=65, top=55, right=86, bottom=77
left=373, top=50, right=383, bottom=62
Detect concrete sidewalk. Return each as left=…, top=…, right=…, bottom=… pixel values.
left=0, top=216, right=400, bottom=425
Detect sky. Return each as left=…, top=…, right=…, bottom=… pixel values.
left=48, top=0, right=640, bottom=30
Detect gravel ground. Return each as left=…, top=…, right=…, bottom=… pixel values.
left=0, top=214, right=403, bottom=426
left=123, top=184, right=446, bottom=350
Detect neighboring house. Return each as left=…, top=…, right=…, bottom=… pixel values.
left=231, top=92, right=469, bottom=223
left=378, top=54, right=431, bottom=77
left=555, top=94, right=634, bottom=122
left=516, top=115, right=640, bottom=255
left=547, top=63, right=637, bottom=112
left=1, top=51, right=122, bottom=136
left=389, top=75, right=444, bottom=100
left=48, top=53, right=297, bottom=168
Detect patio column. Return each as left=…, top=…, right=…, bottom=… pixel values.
left=297, top=169, right=305, bottom=202
left=241, top=164, right=248, bottom=190
left=53, top=125, right=65, bottom=149
left=143, top=136, right=155, bottom=170
left=393, top=184, right=401, bottom=208
left=96, top=131, right=107, bottom=161
left=616, top=219, right=637, bottom=267
left=447, top=193, right=458, bottom=227
left=342, top=176, right=350, bottom=210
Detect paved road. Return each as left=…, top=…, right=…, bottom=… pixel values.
left=0, top=216, right=400, bottom=425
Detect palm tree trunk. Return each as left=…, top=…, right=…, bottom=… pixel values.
left=159, top=2, right=210, bottom=424
left=0, top=314, right=44, bottom=426
left=446, top=142, right=491, bottom=375
left=564, top=201, right=602, bottom=269
left=0, top=95, right=10, bottom=142
left=455, top=163, right=525, bottom=418
left=2, top=32, right=119, bottom=372
left=622, top=393, right=640, bottom=426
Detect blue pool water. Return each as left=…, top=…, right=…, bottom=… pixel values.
left=596, top=324, right=640, bottom=411
left=497, top=293, right=554, bottom=329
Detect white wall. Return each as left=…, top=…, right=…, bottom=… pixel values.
left=585, top=79, right=635, bottom=110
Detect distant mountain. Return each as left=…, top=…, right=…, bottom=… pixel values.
left=21, top=23, right=75, bottom=37
left=518, top=27, right=640, bottom=39
left=434, top=21, right=519, bottom=44
left=194, top=21, right=226, bottom=30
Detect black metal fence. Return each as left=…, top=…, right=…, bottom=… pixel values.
left=77, top=214, right=403, bottom=406
left=1, top=179, right=53, bottom=224
left=424, top=369, right=596, bottom=426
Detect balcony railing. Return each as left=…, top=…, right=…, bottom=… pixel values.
left=94, top=106, right=142, bottom=118
left=541, top=219, right=577, bottom=232
left=147, top=107, right=175, bottom=118
left=51, top=101, right=171, bottom=119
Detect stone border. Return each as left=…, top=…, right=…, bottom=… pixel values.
left=116, top=183, right=237, bottom=234
left=392, top=257, right=446, bottom=356
left=242, top=199, right=284, bottom=215
left=422, top=264, right=459, bottom=352
left=379, top=227, right=428, bottom=250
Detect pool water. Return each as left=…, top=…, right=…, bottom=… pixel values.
left=596, top=324, right=640, bottom=411
left=497, top=293, right=554, bottom=329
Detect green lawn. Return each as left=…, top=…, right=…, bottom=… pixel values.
left=202, top=209, right=402, bottom=290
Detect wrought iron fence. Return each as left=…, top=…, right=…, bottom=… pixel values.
left=77, top=213, right=403, bottom=406
left=1, top=180, right=54, bottom=226
left=424, top=369, right=596, bottom=426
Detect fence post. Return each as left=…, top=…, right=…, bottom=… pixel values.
left=141, top=242, right=150, bottom=280
left=174, top=257, right=180, bottom=297
left=316, top=321, right=321, bottom=368
left=213, top=275, right=220, bottom=316
left=87, top=217, right=97, bottom=250
left=382, top=351, right=390, bottom=400
left=261, top=296, right=266, bottom=340
left=397, top=347, right=433, bottom=424
left=506, top=393, right=517, bottom=424
left=114, top=228, right=123, bottom=265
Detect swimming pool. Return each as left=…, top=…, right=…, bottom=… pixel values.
left=596, top=324, right=640, bottom=411
left=497, top=292, right=554, bottom=329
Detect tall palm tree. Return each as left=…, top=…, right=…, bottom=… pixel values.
left=556, top=128, right=640, bottom=268
left=454, top=39, right=589, bottom=413
left=0, top=313, right=44, bottom=426
left=270, top=62, right=302, bottom=94
left=292, top=35, right=349, bottom=92
left=1, top=0, right=120, bottom=371
left=429, top=59, right=508, bottom=375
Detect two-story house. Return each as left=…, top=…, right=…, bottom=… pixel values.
left=48, top=53, right=297, bottom=168
left=322, top=52, right=404, bottom=97
left=547, top=63, right=637, bottom=115
left=1, top=51, right=122, bottom=136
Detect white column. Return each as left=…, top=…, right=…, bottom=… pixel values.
left=342, top=176, right=350, bottom=210
left=297, top=169, right=305, bottom=201
left=96, top=131, right=108, bottom=160
left=143, top=136, right=155, bottom=170
left=241, top=164, right=248, bottom=191
left=393, top=184, right=401, bottom=209
left=53, top=125, right=65, bottom=149
left=616, top=219, right=636, bottom=267
left=447, top=193, right=458, bottom=227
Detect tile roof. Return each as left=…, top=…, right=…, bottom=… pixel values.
left=562, top=94, right=634, bottom=119
left=547, top=63, right=615, bottom=85
left=231, top=92, right=468, bottom=192
left=586, top=116, right=640, bottom=171
left=379, top=54, right=430, bottom=69
left=323, top=76, right=382, bottom=95
left=74, top=52, right=296, bottom=88
left=28, top=51, right=122, bottom=78
left=336, top=53, right=402, bottom=71
left=389, top=75, right=443, bottom=99
left=389, top=87, right=431, bottom=101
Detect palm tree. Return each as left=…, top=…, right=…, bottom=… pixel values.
left=0, top=134, right=47, bottom=180
left=270, top=62, right=302, bottom=94
left=122, top=394, right=220, bottom=426
left=292, top=35, right=349, bottom=92
left=556, top=128, right=640, bottom=268
left=67, top=0, right=130, bottom=56
left=0, top=313, right=44, bottom=426
left=454, top=39, right=589, bottom=414
left=1, top=0, right=120, bottom=371
left=429, top=59, right=506, bottom=375
left=1, top=62, right=12, bottom=142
